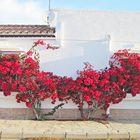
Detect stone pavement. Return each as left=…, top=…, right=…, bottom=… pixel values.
left=0, top=120, right=140, bottom=139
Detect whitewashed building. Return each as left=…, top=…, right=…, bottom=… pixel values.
left=0, top=9, right=140, bottom=119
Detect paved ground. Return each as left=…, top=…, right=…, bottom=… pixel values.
left=0, top=120, right=140, bottom=139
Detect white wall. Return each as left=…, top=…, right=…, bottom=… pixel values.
left=0, top=92, right=77, bottom=109
left=2, top=10, right=140, bottom=77
left=55, top=9, right=140, bottom=41
left=40, top=39, right=110, bottom=77
left=0, top=38, right=55, bottom=52
left=41, top=9, right=140, bottom=77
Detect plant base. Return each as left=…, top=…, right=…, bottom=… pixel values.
left=0, top=108, right=106, bottom=120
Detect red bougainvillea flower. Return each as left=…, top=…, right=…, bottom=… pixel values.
left=3, top=90, right=11, bottom=96
left=84, top=78, right=93, bottom=86
left=34, top=39, right=46, bottom=46
left=84, top=95, right=91, bottom=102
left=26, top=102, right=33, bottom=108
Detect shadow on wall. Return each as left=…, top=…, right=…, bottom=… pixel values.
left=40, top=39, right=110, bottom=78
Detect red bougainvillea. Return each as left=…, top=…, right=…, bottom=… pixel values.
left=0, top=54, right=21, bottom=96
left=1, top=39, right=140, bottom=120
left=110, top=49, right=140, bottom=97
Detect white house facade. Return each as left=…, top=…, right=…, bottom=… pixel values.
left=0, top=10, right=140, bottom=119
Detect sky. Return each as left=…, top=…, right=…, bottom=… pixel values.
left=0, top=0, right=140, bottom=24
